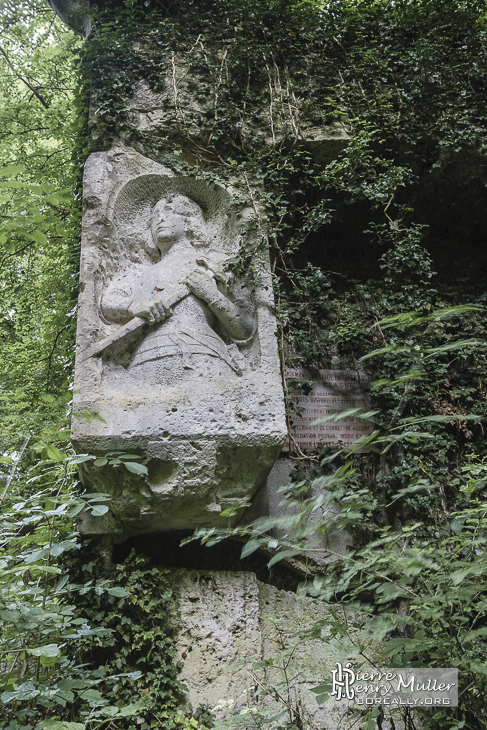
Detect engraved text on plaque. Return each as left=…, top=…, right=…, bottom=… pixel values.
left=284, top=368, right=371, bottom=451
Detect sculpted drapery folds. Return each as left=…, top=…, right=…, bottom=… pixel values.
left=100, top=194, right=255, bottom=384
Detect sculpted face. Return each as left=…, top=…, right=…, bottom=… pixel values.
left=149, top=196, right=206, bottom=257
left=150, top=200, right=186, bottom=255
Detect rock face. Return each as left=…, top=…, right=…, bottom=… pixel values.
left=58, top=0, right=351, bottom=539
left=72, top=146, right=287, bottom=536
left=47, top=0, right=92, bottom=36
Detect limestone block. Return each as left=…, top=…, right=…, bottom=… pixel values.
left=72, top=146, right=286, bottom=536
left=244, top=457, right=352, bottom=571
left=173, top=571, right=262, bottom=714
left=257, top=581, right=355, bottom=729
left=172, top=569, right=399, bottom=729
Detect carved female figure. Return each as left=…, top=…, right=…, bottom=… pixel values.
left=101, top=195, right=255, bottom=384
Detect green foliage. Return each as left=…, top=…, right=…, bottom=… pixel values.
left=72, top=452, right=149, bottom=477
left=204, top=310, right=487, bottom=729
left=3, top=0, right=487, bottom=729
left=0, top=5, right=192, bottom=729
left=0, top=453, right=121, bottom=729
left=303, top=498, right=487, bottom=729
left=58, top=550, right=191, bottom=730
left=0, top=0, right=83, bottom=451
left=82, top=4, right=487, bottom=729
left=0, top=451, right=198, bottom=729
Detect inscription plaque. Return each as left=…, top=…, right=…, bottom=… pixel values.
left=284, top=368, right=371, bottom=451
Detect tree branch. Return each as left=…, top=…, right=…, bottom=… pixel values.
left=0, top=45, right=49, bottom=109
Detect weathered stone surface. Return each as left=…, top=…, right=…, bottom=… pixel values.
left=173, top=571, right=262, bottom=715
left=244, top=456, right=352, bottom=571
left=126, top=76, right=350, bottom=165
left=172, top=569, right=397, bottom=728
left=47, top=0, right=92, bottom=36
left=72, top=146, right=286, bottom=536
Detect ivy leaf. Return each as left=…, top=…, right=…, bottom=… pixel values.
left=37, top=720, right=86, bottom=730
left=78, top=688, right=104, bottom=703
left=267, top=549, right=302, bottom=567
left=25, top=547, right=51, bottom=563
left=67, top=503, right=85, bottom=517
left=107, top=586, right=129, bottom=597
left=450, top=568, right=472, bottom=585
left=70, top=454, right=95, bottom=464
left=42, top=444, right=66, bottom=462
left=241, top=538, right=263, bottom=558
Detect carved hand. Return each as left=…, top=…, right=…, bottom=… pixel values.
left=185, top=269, right=221, bottom=304
left=129, top=298, right=170, bottom=325
left=186, top=268, right=254, bottom=341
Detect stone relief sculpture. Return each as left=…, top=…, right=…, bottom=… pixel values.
left=72, top=146, right=286, bottom=537
left=98, top=194, right=255, bottom=384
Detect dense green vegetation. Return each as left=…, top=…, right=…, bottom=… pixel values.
left=1, top=0, right=487, bottom=728
left=0, top=0, right=80, bottom=456
left=0, top=5, right=191, bottom=729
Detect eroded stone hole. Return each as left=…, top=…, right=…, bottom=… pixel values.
left=147, top=458, right=177, bottom=486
